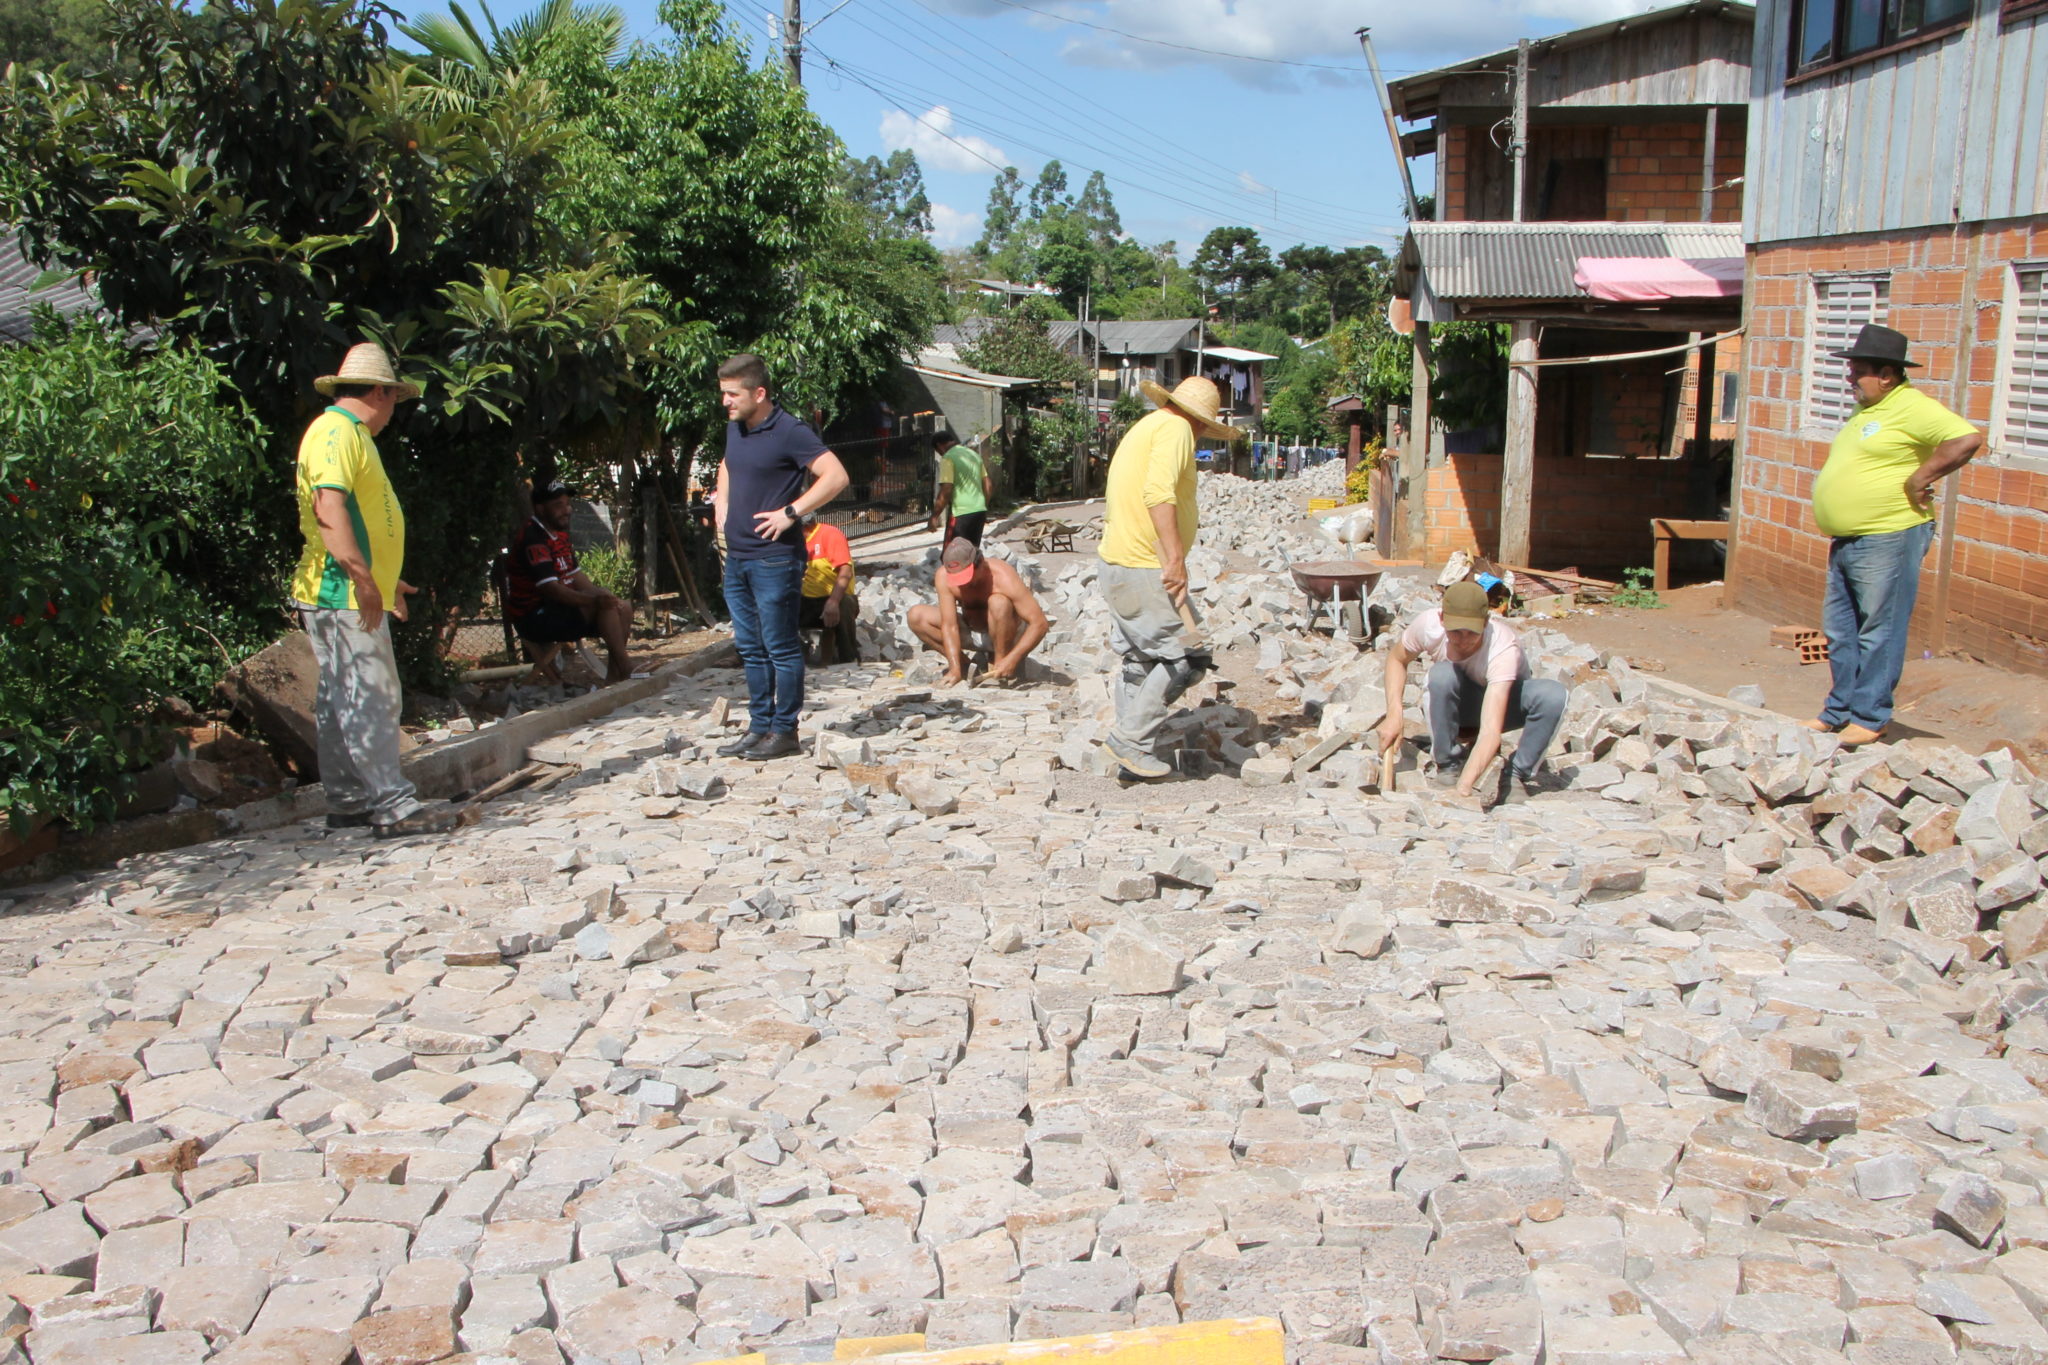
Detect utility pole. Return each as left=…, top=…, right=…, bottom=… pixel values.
left=1511, top=39, right=1530, bottom=222
left=1357, top=28, right=1420, bottom=224
left=784, top=0, right=802, bottom=85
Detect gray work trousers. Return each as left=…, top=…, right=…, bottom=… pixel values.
left=1425, top=662, right=1568, bottom=779
left=299, top=606, right=422, bottom=825
left=1098, top=562, right=1201, bottom=750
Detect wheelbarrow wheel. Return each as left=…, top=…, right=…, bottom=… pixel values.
left=1340, top=597, right=1366, bottom=645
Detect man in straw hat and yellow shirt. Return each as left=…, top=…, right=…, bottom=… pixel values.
left=291, top=343, right=459, bottom=840
left=1095, top=375, right=1235, bottom=779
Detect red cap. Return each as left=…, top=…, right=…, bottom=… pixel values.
left=942, top=537, right=981, bottom=586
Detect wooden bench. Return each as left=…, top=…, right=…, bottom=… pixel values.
left=1650, top=518, right=1731, bottom=591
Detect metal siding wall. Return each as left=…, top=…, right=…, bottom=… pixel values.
left=1750, top=0, right=2048, bottom=242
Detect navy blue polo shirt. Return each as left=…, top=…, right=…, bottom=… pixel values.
left=723, top=404, right=828, bottom=561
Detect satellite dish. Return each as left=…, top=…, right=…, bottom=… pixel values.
left=1387, top=296, right=1414, bottom=337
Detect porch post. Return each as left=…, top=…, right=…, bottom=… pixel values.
left=1401, top=322, right=1433, bottom=560
left=1499, top=321, right=1539, bottom=567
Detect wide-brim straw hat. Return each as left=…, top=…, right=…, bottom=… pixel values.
left=315, top=343, right=424, bottom=401
left=1139, top=375, right=1237, bottom=440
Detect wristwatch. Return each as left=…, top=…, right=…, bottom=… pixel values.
left=785, top=503, right=799, bottom=523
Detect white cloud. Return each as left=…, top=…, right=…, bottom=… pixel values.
left=929, top=203, right=983, bottom=250
left=1004, top=0, right=1646, bottom=86
left=878, top=105, right=1010, bottom=175
left=1237, top=170, right=1269, bottom=195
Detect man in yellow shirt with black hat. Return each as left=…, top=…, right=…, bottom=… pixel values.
left=1804, top=324, right=1982, bottom=745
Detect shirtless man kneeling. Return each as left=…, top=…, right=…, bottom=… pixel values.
left=907, top=538, right=1050, bottom=685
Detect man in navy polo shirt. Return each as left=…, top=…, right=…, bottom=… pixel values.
left=711, top=354, right=850, bottom=759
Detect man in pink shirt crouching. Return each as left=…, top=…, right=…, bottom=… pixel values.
left=1376, top=581, right=1569, bottom=805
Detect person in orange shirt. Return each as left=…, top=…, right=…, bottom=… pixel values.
left=798, top=513, right=859, bottom=665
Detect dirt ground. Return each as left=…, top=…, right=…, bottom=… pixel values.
left=1547, top=581, right=2048, bottom=763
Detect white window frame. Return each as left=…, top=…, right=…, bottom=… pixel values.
left=1805, top=272, right=1889, bottom=433
left=1991, top=260, right=2048, bottom=470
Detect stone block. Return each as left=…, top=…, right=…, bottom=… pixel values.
left=1934, top=1173, right=2007, bottom=1248
left=1430, top=877, right=1558, bottom=926
left=1095, top=927, right=1184, bottom=996
left=1745, top=1070, right=1858, bottom=1141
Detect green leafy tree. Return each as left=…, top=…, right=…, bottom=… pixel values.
left=0, top=0, right=118, bottom=72
left=1431, top=322, right=1510, bottom=433
left=534, top=0, right=940, bottom=444
left=1033, top=211, right=1095, bottom=312
left=974, top=165, right=1024, bottom=263
left=841, top=147, right=933, bottom=239
left=398, top=0, right=626, bottom=107
left=1, top=0, right=667, bottom=684
left=1027, top=159, right=1070, bottom=220
left=1, top=320, right=268, bottom=833
left=1191, top=226, right=1275, bottom=324
left=1073, top=170, right=1122, bottom=251
left=959, top=303, right=1084, bottom=386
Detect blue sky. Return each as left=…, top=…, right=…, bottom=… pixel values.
left=484, top=0, right=1660, bottom=258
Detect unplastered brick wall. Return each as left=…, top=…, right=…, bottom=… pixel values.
left=1606, top=121, right=1745, bottom=224
left=1422, top=450, right=1701, bottom=570
left=1733, top=221, right=2048, bottom=677
left=1437, top=118, right=1744, bottom=224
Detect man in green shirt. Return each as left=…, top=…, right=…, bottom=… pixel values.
left=1805, top=325, right=1982, bottom=745
left=927, top=430, right=992, bottom=546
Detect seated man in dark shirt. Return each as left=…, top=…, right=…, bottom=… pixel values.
left=505, top=479, right=635, bottom=684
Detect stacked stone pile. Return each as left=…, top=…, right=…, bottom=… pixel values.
left=1, top=465, right=2046, bottom=1362
left=2, top=643, right=2046, bottom=1364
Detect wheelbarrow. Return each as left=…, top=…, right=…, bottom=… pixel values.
left=1289, top=560, right=1384, bottom=645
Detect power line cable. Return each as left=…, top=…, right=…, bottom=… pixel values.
left=882, top=0, right=1406, bottom=228
left=817, top=46, right=1388, bottom=248
left=972, top=0, right=1399, bottom=74
left=815, top=39, right=1403, bottom=244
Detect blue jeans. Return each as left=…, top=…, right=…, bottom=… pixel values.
left=1426, top=664, right=1568, bottom=777
left=724, top=554, right=805, bottom=735
left=1820, top=519, right=1935, bottom=733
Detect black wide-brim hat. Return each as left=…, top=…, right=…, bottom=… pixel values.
left=1829, top=323, right=1921, bottom=368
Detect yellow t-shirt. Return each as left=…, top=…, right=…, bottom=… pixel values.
left=1099, top=408, right=1197, bottom=570
left=290, top=408, right=406, bottom=609
left=1812, top=383, right=1976, bottom=538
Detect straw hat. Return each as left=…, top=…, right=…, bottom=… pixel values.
left=1138, top=375, right=1237, bottom=440
left=315, top=343, right=423, bottom=401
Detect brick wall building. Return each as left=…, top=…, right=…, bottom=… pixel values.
left=1384, top=0, right=1755, bottom=573
left=1733, top=0, right=2048, bottom=675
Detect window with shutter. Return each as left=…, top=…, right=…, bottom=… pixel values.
left=2000, top=263, right=2048, bottom=461
left=1806, top=274, right=1889, bottom=432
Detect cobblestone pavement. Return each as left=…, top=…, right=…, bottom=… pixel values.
left=2, top=472, right=2047, bottom=1365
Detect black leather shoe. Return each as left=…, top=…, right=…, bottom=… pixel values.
left=326, top=811, right=374, bottom=829
left=715, top=732, right=765, bottom=758
left=749, top=731, right=801, bottom=760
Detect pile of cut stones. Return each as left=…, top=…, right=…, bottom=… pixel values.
left=0, top=463, right=2044, bottom=1365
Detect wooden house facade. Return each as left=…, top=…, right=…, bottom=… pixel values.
left=1385, top=0, right=1754, bottom=574
left=1730, top=0, right=2048, bottom=673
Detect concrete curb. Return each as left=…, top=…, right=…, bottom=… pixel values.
left=1, top=637, right=738, bottom=891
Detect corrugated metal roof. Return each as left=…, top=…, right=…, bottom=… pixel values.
left=1064, top=319, right=1200, bottom=357
left=930, top=318, right=1002, bottom=348
left=909, top=347, right=1041, bottom=388
left=1393, top=220, right=1744, bottom=302
left=0, top=236, right=100, bottom=344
